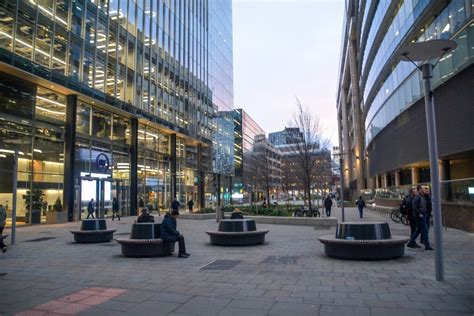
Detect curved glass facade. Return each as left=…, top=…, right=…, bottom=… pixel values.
left=365, top=5, right=473, bottom=144
left=363, top=0, right=431, bottom=102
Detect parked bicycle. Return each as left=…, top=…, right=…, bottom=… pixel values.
left=293, top=206, right=320, bottom=218
left=390, top=208, right=409, bottom=225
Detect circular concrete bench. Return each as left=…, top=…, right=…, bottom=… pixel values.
left=206, top=219, right=269, bottom=246
left=116, top=223, right=174, bottom=257
left=318, top=222, right=408, bottom=260
left=71, top=219, right=116, bottom=243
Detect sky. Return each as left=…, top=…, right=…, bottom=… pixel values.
left=232, top=0, right=345, bottom=145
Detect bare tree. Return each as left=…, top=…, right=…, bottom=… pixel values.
left=290, top=99, right=330, bottom=210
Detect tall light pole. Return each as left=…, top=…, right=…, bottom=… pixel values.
left=400, top=39, right=457, bottom=282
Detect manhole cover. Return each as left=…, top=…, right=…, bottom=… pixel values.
left=0, top=273, right=7, bottom=277
left=24, top=237, right=57, bottom=242
left=261, top=256, right=299, bottom=264
left=200, top=260, right=241, bottom=271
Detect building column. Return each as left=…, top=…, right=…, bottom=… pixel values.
left=197, top=144, right=205, bottom=210
left=170, top=134, right=177, bottom=200
left=340, top=91, right=351, bottom=189
left=64, top=95, right=77, bottom=222
left=130, top=118, right=138, bottom=216
left=411, top=167, right=420, bottom=185
left=382, top=174, right=388, bottom=188
left=348, top=39, right=365, bottom=192
left=394, top=170, right=401, bottom=187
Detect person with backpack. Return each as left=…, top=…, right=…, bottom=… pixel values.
left=324, top=195, right=333, bottom=217
left=355, top=196, right=366, bottom=218
left=401, top=188, right=417, bottom=236
left=0, top=204, right=7, bottom=253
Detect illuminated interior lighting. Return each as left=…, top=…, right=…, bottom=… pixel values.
left=36, top=95, right=65, bottom=107
left=36, top=106, right=65, bottom=115
left=0, top=149, right=15, bottom=154
left=33, top=149, right=42, bottom=153
left=29, top=0, right=67, bottom=26
left=0, top=31, right=66, bottom=65
left=0, top=154, right=6, bottom=158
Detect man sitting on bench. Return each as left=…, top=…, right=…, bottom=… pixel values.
left=137, top=207, right=154, bottom=223
left=161, top=210, right=190, bottom=258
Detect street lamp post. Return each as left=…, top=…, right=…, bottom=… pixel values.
left=332, top=151, right=346, bottom=222
left=400, top=39, right=457, bottom=282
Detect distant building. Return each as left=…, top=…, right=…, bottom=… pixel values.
left=269, top=127, right=303, bottom=146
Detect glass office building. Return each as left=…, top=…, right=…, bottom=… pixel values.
left=0, top=0, right=233, bottom=225
left=337, top=0, right=474, bottom=231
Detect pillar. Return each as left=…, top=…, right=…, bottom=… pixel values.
left=197, top=144, right=205, bottom=210
left=130, top=118, right=138, bottom=216
left=170, top=133, right=177, bottom=200
left=63, top=95, right=77, bottom=222
left=411, top=167, right=420, bottom=185
left=394, top=170, right=401, bottom=187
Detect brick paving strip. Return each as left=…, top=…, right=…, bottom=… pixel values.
left=15, top=287, right=127, bottom=315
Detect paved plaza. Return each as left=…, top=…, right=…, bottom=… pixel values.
left=0, top=207, right=473, bottom=316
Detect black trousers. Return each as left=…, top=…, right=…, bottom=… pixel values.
left=112, top=211, right=120, bottom=220
left=408, top=216, right=417, bottom=237
left=177, top=235, right=186, bottom=254
left=87, top=211, right=95, bottom=219
left=0, top=226, right=6, bottom=248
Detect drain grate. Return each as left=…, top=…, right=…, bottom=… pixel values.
left=200, top=260, right=241, bottom=271
left=24, top=237, right=57, bottom=242
left=0, top=273, right=7, bottom=277
left=261, top=256, right=299, bottom=264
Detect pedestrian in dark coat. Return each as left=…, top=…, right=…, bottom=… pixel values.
left=87, top=199, right=95, bottom=219
left=187, top=199, right=194, bottom=212
left=355, top=196, right=366, bottom=218
left=171, top=198, right=181, bottom=212
left=0, top=204, right=7, bottom=253
left=136, top=207, right=154, bottom=223
left=324, top=196, right=333, bottom=217
left=230, top=208, right=244, bottom=219
left=161, top=210, right=189, bottom=258
left=402, top=189, right=416, bottom=237
left=407, top=185, right=434, bottom=250
left=112, top=197, right=120, bottom=221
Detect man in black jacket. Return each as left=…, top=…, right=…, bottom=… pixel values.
left=402, top=188, right=416, bottom=237
left=161, top=210, right=189, bottom=258
left=324, top=196, right=333, bottom=217
left=407, top=185, right=434, bottom=250
left=137, top=208, right=154, bottom=223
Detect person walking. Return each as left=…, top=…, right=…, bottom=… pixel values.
left=324, top=195, right=333, bottom=217
left=187, top=198, right=194, bottom=213
left=355, top=196, right=366, bottom=218
left=407, top=185, right=434, bottom=250
left=112, top=197, right=120, bottom=221
left=161, top=209, right=190, bottom=258
left=0, top=204, right=7, bottom=253
left=402, top=188, right=417, bottom=237
left=421, top=188, right=433, bottom=244
left=87, top=199, right=95, bottom=219
left=171, top=197, right=181, bottom=213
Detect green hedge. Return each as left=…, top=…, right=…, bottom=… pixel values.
left=221, top=205, right=304, bottom=217
left=197, top=207, right=216, bottom=214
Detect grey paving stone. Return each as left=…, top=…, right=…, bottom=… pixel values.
left=218, top=307, right=268, bottom=316
left=370, top=307, right=424, bottom=316
left=227, top=298, right=274, bottom=310
left=173, top=296, right=231, bottom=316
left=149, top=292, right=194, bottom=304
left=319, top=305, right=370, bottom=316
left=95, top=299, right=136, bottom=312
left=112, top=290, right=156, bottom=303
left=268, top=302, right=319, bottom=316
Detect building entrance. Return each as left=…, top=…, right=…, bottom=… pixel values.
left=79, top=173, right=112, bottom=219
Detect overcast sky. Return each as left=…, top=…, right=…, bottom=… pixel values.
left=232, top=0, right=345, bottom=145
